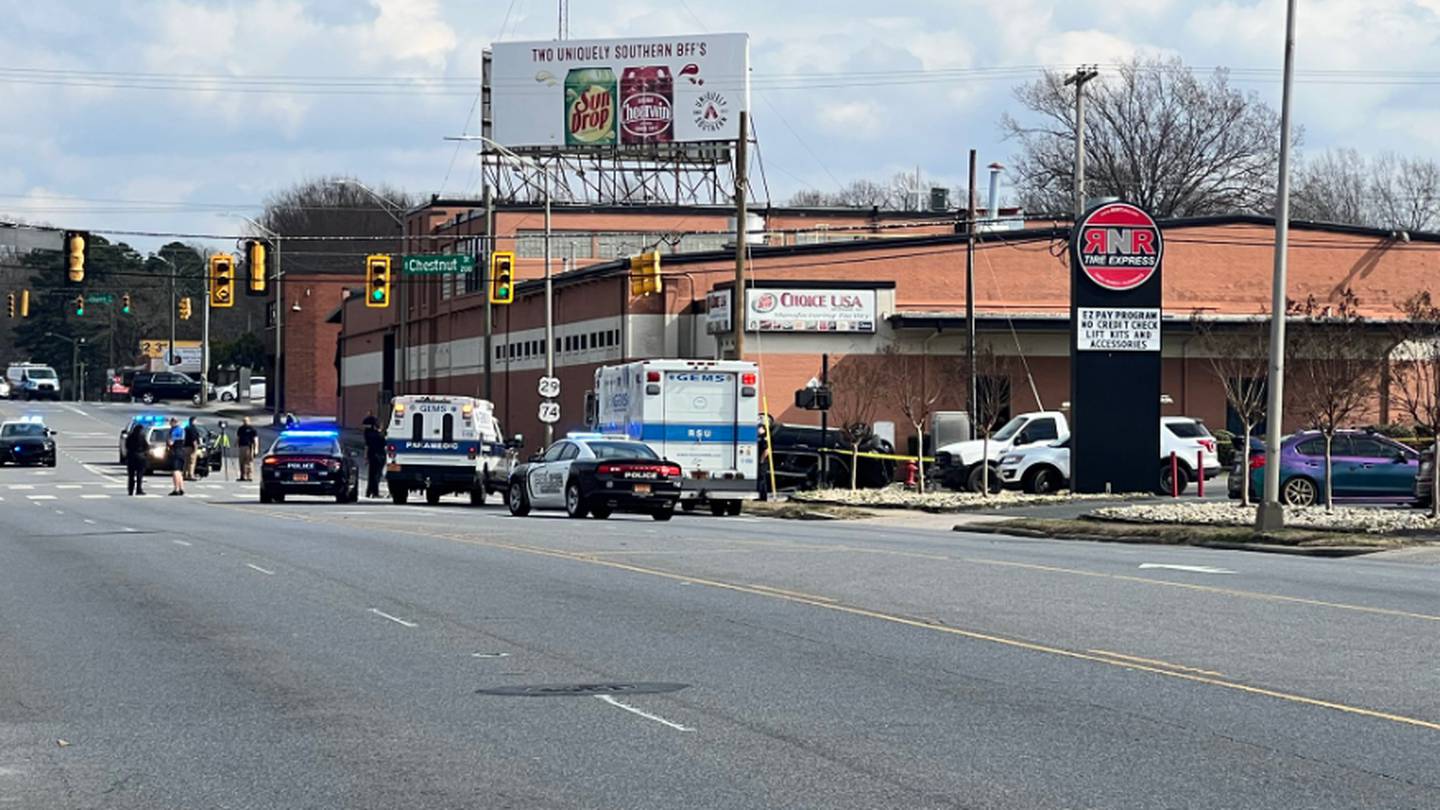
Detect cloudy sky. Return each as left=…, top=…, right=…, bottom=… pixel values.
left=3, top=0, right=1440, bottom=252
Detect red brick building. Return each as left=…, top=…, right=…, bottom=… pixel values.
left=319, top=201, right=1437, bottom=454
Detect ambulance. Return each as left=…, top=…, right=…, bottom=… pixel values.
left=587, top=359, right=760, bottom=515
left=383, top=395, right=517, bottom=505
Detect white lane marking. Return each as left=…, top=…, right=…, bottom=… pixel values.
left=102, top=484, right=125, bottom=489
left=53, top=510, right=63, bottom=515
left=471, top=652, right=511, bottom=659
left=56, top=485, right=81, bottom=490
left=594, top=695, right=693, bottom=732
left=34, top=472, right=53, bottom=477
left=83, top=519, right=96, bottom=525
left=26, top=495, right=56, bottom=501
left=1138, top=563, right=1236, bottom=575
left=172, top=540, right=192, bottom=546
left=188, top=493, right=211, bottom=498
left=122, top=527, right=137, bottom=533
left=60, top=404, right=90, bottom=418
left=368, top=608, right=418, bottom=628
left=80, top=494, right=110, bottom=500
left=202, top=484, right=224, bottom=490
left=8, top=485, right=34, bottom=490
left=245, top=563, right=276, bottom=576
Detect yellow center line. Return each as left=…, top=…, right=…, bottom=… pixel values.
left=1086, top=649, right=1225, bottom=677
left=204, top=505, right=1440, bottom=733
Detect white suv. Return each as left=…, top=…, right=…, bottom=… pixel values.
left=998, top=417, right=1222, bottom=495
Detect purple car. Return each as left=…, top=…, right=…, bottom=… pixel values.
left=1240, top=430, right=1420, bottom=507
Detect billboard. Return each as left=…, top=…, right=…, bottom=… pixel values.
left=491, top=33, right=750, bottom=149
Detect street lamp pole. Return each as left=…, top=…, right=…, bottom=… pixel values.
left=1257, top=0, right=1298, bottom=532
left=152, top=254, right=178, bottom=367
left=445, top=135, right=557, bottom=444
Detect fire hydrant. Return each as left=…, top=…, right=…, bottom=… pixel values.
left=903, top=460, right=918, bottom=489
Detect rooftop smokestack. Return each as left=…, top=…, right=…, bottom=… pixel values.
left=986, top=162, right=1004, bottom=220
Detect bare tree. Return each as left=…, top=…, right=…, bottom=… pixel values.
left=1002, top=57, right=1289, bottom=218
left=259, top=177, right=418, bottom=275
left=1285, top=291, right=1382, bottom=510
left=971, top=345, right=1017, bottom=496
left=1392, top=292, right=1440, bottom=516
left=787, top=189, right=830, bottom=207
left=1292, top=149, right=1440, bottom=231
left=828, top=355, right=889, bottom=489
left=1191, top=313, right=1270, bottom=506
left=879, top=343, right=962, bottom=493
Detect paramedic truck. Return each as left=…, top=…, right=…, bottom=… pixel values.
left=587, top=359, right=760, bottom=515
left=384, top=395, right=515, bottom=506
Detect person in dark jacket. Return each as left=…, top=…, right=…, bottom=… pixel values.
left=183, top=417, right=201, bottom=480
left=125, top=423, right=150, bottom=496
left=236, top=417, right=258, bottom=481
left=362, top=413, right=386, bottom=499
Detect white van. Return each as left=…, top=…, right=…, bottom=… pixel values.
left=5, top=363, right=61, bottom=400
left=383, top=395, right=517, bottom=505
left=587, top=359, right=760, bottom=515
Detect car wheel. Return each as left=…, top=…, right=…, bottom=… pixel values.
left=508, top=480, right=531, bottom=516
left=1282, top=476, right=1318, bottom=507
left=967, top=464, right=1002, bottom=494
left=1029, top=467, right=1063, bottom=495
left=589, top=506, right=612, bottom=519
left=469, top=488, right=486, bottom=506
left=652, top=504, right=675, bottom=522
left=681, top=501, right=697, bottom=512
left=272, top=492, right=286, bottom=503
left=1158, top=464, right=1190, bottom=496
left=709, top=501, right=727, bottom=517
left=45, top=457, right=56, bottom=468
left=425, top=487, right=442, bottom=505
left=191, top=393, right=202, bottom=406
left=141, top=392, right=155, bottom=405
left=565, top=481, right=589, bottom=519
left=391, top=487, right=409, bottom=505
left=724, top=501, right=742, bottom=516
left=221, top=392, right=235, bottom=402
left=259, top=488, right=272, bottom=504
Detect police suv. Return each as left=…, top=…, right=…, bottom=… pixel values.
left=383, top=395, right=516, bottom=505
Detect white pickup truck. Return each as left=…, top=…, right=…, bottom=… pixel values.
left=934, top=411, right=1221, bottom=494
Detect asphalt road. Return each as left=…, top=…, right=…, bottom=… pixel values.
left=3, top=400, right=1439, bottom=808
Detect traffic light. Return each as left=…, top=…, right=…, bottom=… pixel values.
left=489, top=251, right=515, bottom=305
left=73, top=295, right=85, bottom=316
left=19, top=290, right=29, bottom=318
left=209, top=253, right=235, bottom=308
left=179, top=297, right=192, bottom=320
left=365, top=254, right=392, bottom=308
left=63, top=231, right=89, bottom=283
left=629, top=251, right=662, bottom=296
left=245, top=240, right=268, bottom=296
left=121, top=293, right=132, bottom=314
left=6, top=293, right=14, bottom=318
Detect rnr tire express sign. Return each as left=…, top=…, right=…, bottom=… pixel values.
left=1069, top=202, right=1163, bottom=494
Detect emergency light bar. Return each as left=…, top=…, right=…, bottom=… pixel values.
left=280, top=429, right=340, bottom=438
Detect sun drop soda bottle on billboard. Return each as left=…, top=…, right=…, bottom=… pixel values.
left=565, top=67, right=618, bottom=146
left=620, top=66, right=674, bottom=144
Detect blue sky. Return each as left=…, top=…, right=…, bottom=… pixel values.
left=3, top=0, right=1440, bottom=252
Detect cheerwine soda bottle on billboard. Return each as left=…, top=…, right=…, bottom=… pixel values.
left=565, top=67, right=617, bottom=146
left=620, top=66, right=674, bottom=144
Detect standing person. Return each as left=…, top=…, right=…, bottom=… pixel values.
left=168, top=418, right=187, bottom=496
left=183, top=417, right=201, bottom=480
left=236, top=417, right=258, bottom=482
left=363, top=413, right=386, bottom=499
left=125, top=422, right=149, bottom=496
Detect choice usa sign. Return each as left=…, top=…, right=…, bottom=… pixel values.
left=1075, top=202, right=1163, bottom=291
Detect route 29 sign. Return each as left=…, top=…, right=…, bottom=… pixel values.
left=1076, top=202, right=1163, bottom=291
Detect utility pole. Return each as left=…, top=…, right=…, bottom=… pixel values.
left=543, top=162, right=555, bottom=446
left=201, top=253, right=211, bottom=400
left=1064, top=66, right=1099, bottom=217
left=483, top=182, right=495, bottom=402
left=965, top=149, right=978, bottom=427
left=557, top=0, right=568, bottom=39
left=731, top=110, right=749, bottom=360
left=1257, top=0, right=1299, bottom=532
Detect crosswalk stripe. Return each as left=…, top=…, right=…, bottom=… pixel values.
left=26, top=495, right=56, bottom=500
left=80, top=494, right=110, bottom=499
left=8, top=485, right=34, bottom=490
left=56, top=485, right=81, bottom=490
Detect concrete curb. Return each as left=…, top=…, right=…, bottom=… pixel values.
left=950, top=523, right=1387, bottom=558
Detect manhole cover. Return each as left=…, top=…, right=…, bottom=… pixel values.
left=475, top=682, right=688, bottom=698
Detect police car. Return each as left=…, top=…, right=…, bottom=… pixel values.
left=120, top=413, right=169, bottom=464
left=260, top=427, right=360, bottom=504
left=0, top=416, right=57, bottom=467
left=507, top=433, right=683, bottom=520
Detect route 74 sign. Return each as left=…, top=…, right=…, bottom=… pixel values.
left=538, top=400, right=561, bottom=424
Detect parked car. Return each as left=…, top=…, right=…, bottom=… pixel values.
left=0, top=378, right=10, bottom=398
left=130, top=371, right=204, bottom=405
left=217, top=376, right=266, bottom=402
left=1237, top=430, right=1420, bottom=506
left=993, top=416, right=1222, bottom=495
left=934, top=410, right=1068, bottom=492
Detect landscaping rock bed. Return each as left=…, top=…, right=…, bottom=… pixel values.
left=1093, top=501, right=1440, bottom=535
left=792, top=484, right=1134, bottom=513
